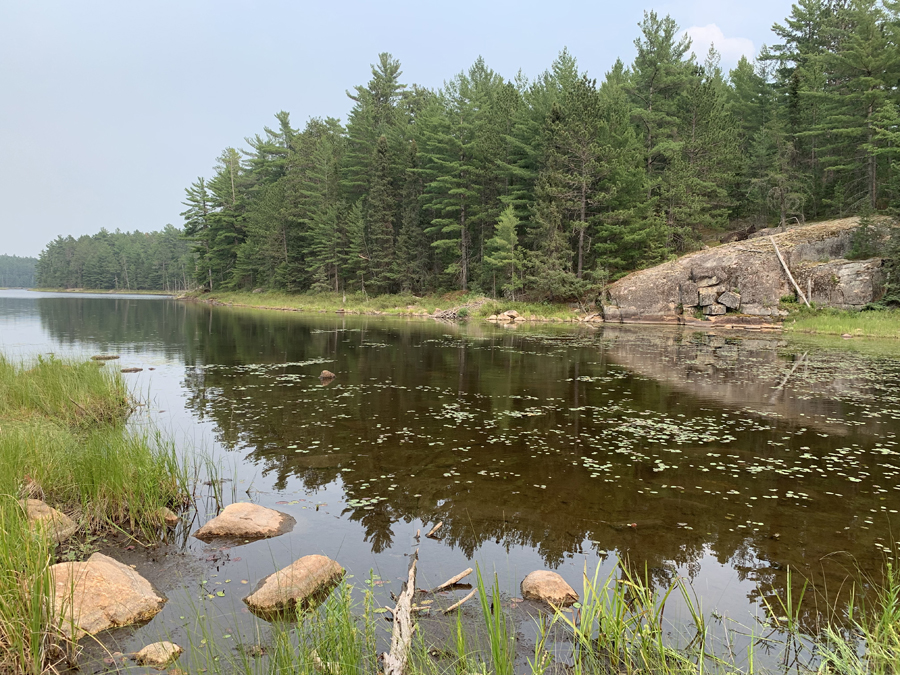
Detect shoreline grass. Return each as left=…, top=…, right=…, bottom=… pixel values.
left=784, top=307, right=900, bottom=339
left=0, top=354, right=188, bottom=673
left=190, top=290, right=583, bottom=322
left=172, top=558, right=900, bottom=675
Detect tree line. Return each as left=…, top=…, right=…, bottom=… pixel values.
left=37, top=1, right=900, bottom=298
left=34, top=227, right=193, bottom=292
left=0, top=255, right=37, bottom=288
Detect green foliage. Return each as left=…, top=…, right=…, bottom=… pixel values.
left=0, top=255, right=37, bottom=287
left=35, top=226, right=193, bottom=291
left=146, top=1, right=900, bottom=300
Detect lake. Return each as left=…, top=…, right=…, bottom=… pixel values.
left=1, top=289, right=898, bottom=670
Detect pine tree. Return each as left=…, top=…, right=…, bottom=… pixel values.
left=395, top=140, right=429, bottom=292
left=366, top=135, right=396, bottom=293
left=483, top=205, right=519, bottom=298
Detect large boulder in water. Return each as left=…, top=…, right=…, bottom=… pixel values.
left=244, top=554, right=344, bottom=616
left=521, top=570, right=579, bottom=607
left=193, top=502, right=295, bottom=541
left=24, top=499, right=77, bottom=543
left=49, top=553, right=166, bottom=639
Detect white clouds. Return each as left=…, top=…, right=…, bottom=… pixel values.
left=683, top=24, right=756, bottom=66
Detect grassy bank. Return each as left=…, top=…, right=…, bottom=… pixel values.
left=784, top=307, right=900, bottom=339
left=176, top=559, right=899, bottom=675
left=0, top=355, right=187, bottom=673
left=192, top=290, right=583, bottom=321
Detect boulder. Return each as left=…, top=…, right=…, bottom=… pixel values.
left=520, top=570, right=579, bottom=607
left=717, top=291, right=741, bottom=310
left=193, top=502, right=295, bottom=541
left=50, top=553, right=166, bottom=639
left=486, top=315, right=499, bottom=321
left=24, top=499, right=77, bottom=544
left=703, top=304, right=727, bottom=316
left=503, top=310, right=519, bottom=318
left=602, top=217, right=885, bottom=322
left=153, top=507, right=180, bottom=527
left=135, top=642, right=183, bottom=667
left=698, top=287, right=720, bottom=306
left=319, top=369, right=335, bottom=379
left=244, top=554, right=344, bottom=616
left=514, top=316, right=526, bottom=322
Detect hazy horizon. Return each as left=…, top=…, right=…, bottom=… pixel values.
left=1, top=0, right=794, bottom=258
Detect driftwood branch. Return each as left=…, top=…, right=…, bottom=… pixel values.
left=425, top=521, right=443, bottom=539
left=442, top=589, right=477, bottom=614
left=428, top=568, right=473, bottom=594
left=381, top=550, right=418, bottom=675
left=769, top=236, right=810, bottom=308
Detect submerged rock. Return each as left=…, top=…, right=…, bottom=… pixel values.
left=50, top=553, right=166, bottom=638
left=135, top=641, right=183, bottom=667
left=193, top=502, right=295, bottom=541
left=24, top=499, right=77, bottom=543
left=520, top=570, right=579, bottom=607
left=153, top=507, right=180, bottom=527
left=244, top=554, right=344, bottom=616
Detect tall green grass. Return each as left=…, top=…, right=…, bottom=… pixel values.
left=0, top=354, right=188, bottom=673
left=784, top=307, right=900, bottom=339
left=197, top=290, right=581, bottom=321
left=170, top=559, right=900, bottom=675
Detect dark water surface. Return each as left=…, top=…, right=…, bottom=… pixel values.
left=2, top=290, right=899, bottom=668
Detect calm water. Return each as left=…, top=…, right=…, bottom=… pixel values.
left=2, top=289, right=899, bottom=668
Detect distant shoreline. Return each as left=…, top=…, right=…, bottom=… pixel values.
left=27, top=287, right=175, bottom=296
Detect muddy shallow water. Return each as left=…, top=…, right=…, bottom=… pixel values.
left=2, top=290, right=899, bottom=671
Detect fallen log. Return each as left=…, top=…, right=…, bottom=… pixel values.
left=425, top=521, right=443, bottom=539
left=442, top=589, right=477, bottom=615
left=380, top=550, right=418, bottom=675
left=428, top=568, right=473, bottom=594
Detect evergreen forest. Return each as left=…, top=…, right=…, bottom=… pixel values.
left=34, top=227, right=193, bottom=292
left=0, top=256, right=37, bottom=288
left=37, top=2, right=900, bottom=299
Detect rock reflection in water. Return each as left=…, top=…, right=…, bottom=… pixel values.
left=29, top=295, right=900, bottom=632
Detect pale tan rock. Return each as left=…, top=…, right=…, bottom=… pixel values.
left=319, top=370, right=335, bottom=379
left=24, top=499, right=77, bottom=543
left=244, top=554, right=343, bottom=615
left=193, top=502, right=295, bottom=541
left=50, top=553, right=166, bottom=638
left=503, top=309, right=519, bottom=318
left=514, top=316, right=526, bottom=322
left=135, top=641, right=183, bottom=667
left=520, top=570, right=579, bottom=607
left=486, top=314, right=499, bottom=321
left=154, top=507, right=180, bottom=527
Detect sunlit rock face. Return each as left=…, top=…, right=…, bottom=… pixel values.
left=603, top=218, right=884, bottom=322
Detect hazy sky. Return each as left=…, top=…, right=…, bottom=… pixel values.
left=0, top=0, right=795, bottom=258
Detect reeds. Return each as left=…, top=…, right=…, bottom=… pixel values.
left=0, top=354, right=188, bottom=673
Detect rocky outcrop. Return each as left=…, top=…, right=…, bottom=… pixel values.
left=24, top=499, right=77, bottom=543
left=520, top=570, right=579, bottom=607
left=134, top=641, right=183, bottom=666
left=194, top=502, right=295, bottom=541
left=243, top=554, right=344, bottom=616
left=50, top=553, right=166, bottom=639
left=603, top=218, right=885, bottom=323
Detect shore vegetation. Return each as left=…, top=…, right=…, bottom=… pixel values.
left=0, top=354, right=187, bottom=673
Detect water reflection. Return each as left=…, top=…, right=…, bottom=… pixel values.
left=12, top=292, right=900, bottom=632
